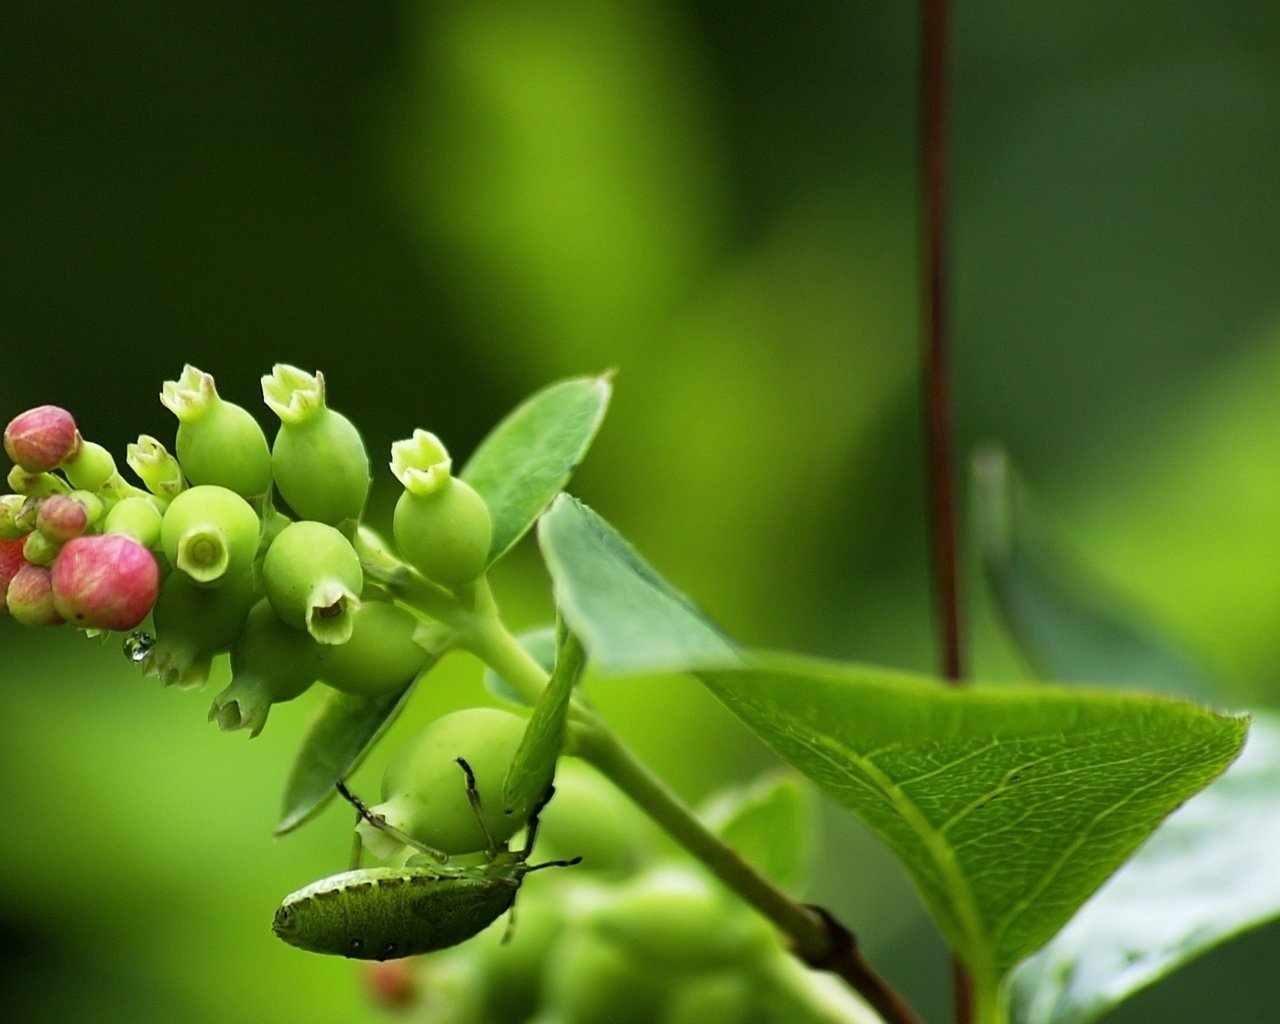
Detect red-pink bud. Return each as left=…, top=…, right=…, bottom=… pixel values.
left=362, top=960, right=420, bottom=1010
left=1, top=537, right=26, bottom=614
left=3, top=406, right=82, bottom=474
left=36, top=494, right=92, bottom=543
left=6, top=561, right=64, bottom=625
left=51, top=533, right=160, bottom=631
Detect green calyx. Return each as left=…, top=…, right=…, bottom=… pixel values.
left=160, top=485, right=261, bottom=586
left=262, top=364, right=370, bottom=526
left=126, top=435, right=186, bottom=500
left=209, top=598, right=325, bottom=736
left=161, top=365, right=273, bottom=498
left=262, top=519, right=363, bottom=644
left=390, top=431, right=492, bottom=587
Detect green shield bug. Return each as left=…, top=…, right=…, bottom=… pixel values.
left=272, top=759, right=579, bottom=960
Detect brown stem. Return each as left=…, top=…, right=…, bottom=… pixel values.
left=920, top=0, right=972, bottom=1021
left=802, top=906, right=926, bottom=1024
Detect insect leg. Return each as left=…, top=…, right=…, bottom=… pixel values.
left=334, top=779, right=450, bottom=864
left=455, top=757, right=500, bottom=860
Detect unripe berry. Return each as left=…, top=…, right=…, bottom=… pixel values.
left=50, top=533, right=160, bottom=631
left=390, top=431, right=492, bottom=587
left=262, top=520, right=363, bottom=644
left=543, top=928, right=668, bottom=1024
left=359, top=708, right=530, bottom=858
left=160, top=484, right=260, bottom=586
left=317, top=599, right=433, bottom=697
left=21, top=529, right=61, bottom=567
left=1, top=494, right=27, bottom=540
left=4, top=405, right=81, bottom=473
left=586, top=867, right=771, bottom=975
left=208, top=599, right=325, bottom=736
left=160, top=365, right=273, bottom=498
left=61, top=441, right=117, bottom=492
left=6, top=561, right=64, bottom=625
left=262, top=365, right=370, bottom=526
left=146, top=567, right=258, bottom=688
left=102, top=496, right=164, bottom=549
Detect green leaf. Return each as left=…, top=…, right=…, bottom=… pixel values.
left=537, top=493, right=738, bottom=674
left=502, top=621, right=585, bottom=818
left=700, top=773, right=817, bottom=894
left=1009, top=711, right=1280, bottom=1024
left=697, top=656, right=1247, bottom=985
left=972, top=447, right=1210, bottom=699
left=462, top=373, right=612, bottom=564
left=276, top=679, right=422, bottom=835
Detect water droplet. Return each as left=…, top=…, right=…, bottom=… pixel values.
left=123, top=631, right=156, bottom=663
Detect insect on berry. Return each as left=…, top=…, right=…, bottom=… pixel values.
left=271, top=760, right=580, bottom=960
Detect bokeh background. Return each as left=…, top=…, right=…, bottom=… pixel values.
left=2, top=4, right=1278, bottom=1022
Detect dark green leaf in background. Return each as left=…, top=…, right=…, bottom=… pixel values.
left=698, top=657, right=1246, bottom=984
left=462, top=374, right=612, bottom=564
left=972, top=446, right=1210, bottom=700
left=701, top=773, right=818, bottom=894
left=538, top=493, right=738, bottom=674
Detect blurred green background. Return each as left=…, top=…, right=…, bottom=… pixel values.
left=2, top=4, right=1278, bottom=1022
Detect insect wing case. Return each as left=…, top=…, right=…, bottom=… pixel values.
left=273, top=865, right=519, bottom=960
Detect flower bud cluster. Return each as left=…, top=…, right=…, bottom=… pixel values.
left=3, top=363, right=485, bottom=737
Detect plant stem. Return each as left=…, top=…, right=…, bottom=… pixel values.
left=920, top=0, right=976, bottom=1021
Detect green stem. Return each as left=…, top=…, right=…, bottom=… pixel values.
left=969, top=975, right=1008, bottom=1024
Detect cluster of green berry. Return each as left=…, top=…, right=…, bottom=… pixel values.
left=2, top=364, right=490, bottom=736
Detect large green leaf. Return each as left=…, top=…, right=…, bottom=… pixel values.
left=537, top=493, right=738, bottom=673
left=462, top=374, right=612, bottom=564
left=276, top=678, right=423, bottom=835
left=1010, top=712, right=1280, bottom=1024
left=697, top=657, right=1246, bottom=986
left=972, top=447, right=1209, bottom=699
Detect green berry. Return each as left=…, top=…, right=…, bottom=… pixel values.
left=61, top=441, right=116, bottom=492
left=146, top=567, right=258, bottom=688
left=390, top=431, right=492, bottom=587
left=160, top=365, right=273, bottom=498
left=160, top=484, right=260, bottom=586
left=262, top=365, right=370, bottom=526
left=543, top=928, right=667, bottom=1024
left=262, top=519, right=363, bottom=644
left=586, top=866, right=771, bottom=975
left=102, top=496, right=164, bottom=548
left=360, top=708, right=531, bottom=858
left=318, top=599, right=433, bottom=697
left=209, top=598, right=325, bottom=736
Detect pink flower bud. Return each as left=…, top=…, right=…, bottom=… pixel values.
left=36, top=494, right=94, bottom=543
left=6, top=561, right=64, bottom=625
left=3, top=406, right=82, bottom=474
left=1, top=537, right=26, bottom=614
left=51, top=533, right=160, bottom=631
